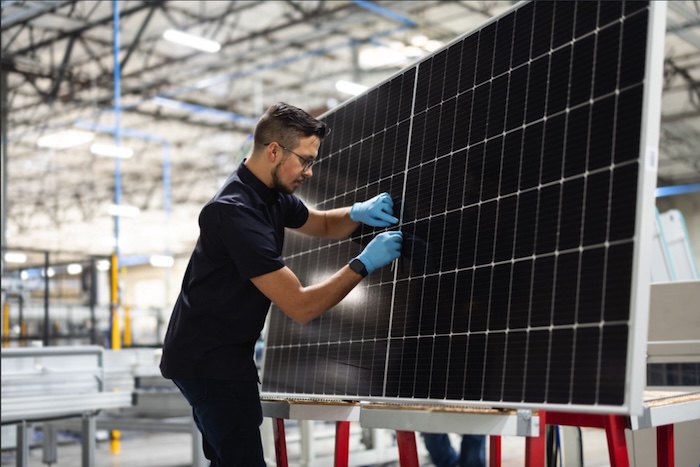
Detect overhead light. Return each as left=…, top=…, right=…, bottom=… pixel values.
left=359, top=37, right=445, bottom=70
left=326, top=97, right=339, bottom=109
left=67, top=263, right=83, bottom=275
left=108, top=204, right=140, bottom=217
left=4, top=252, right=27, bottom=264
left=335, top=80, right=369, bottom=96
left=423, top=39, right=444, bottom=52
left=90, top=143, right=134, bottom=159
left=37, top=129, right=94, bottom=150
left=409, top=35, right=429, bottom=47
left=96, top=260, right=111, bottom=271
left=163, top=29, right=221, bottom=53
left=150, top=254, right=174, bottom=268
left=359, top=46, right=410, bottom=69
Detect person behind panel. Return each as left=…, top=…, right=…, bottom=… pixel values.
left=423, top=433, right=486, bottom=467
left=160, top=102, right=403, bottom=466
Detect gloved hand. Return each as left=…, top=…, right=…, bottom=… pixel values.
left=355, top=231, right=403, bottom=275
left=350, top=192, right=399, bottom=227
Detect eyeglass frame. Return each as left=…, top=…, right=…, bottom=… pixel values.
left=264, top=142, right=317, bottom=171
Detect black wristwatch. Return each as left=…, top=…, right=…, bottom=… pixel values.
left=348, top=258, right=368, bottom=278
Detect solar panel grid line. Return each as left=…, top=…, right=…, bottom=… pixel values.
left=381, top=65, right=421, bottom=397
left=500, top=8, right=534, bottom=401
left=262, top=0, right=662, bottom=414
left=523, top=4, right=571, bottom=406
left=421, top=11, right=504, bottom=400
left=572, top=14, right=605, bottom=366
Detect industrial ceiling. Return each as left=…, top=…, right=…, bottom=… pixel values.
left=2, top=1, right=699, bottom=259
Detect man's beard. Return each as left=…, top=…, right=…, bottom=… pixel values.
left=271, top=162, right=295, bottom=195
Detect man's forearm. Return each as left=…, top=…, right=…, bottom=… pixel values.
left=322, top=207, right=359, bottom=239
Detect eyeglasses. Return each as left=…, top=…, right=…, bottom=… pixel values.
left=265, top=142, right=316, bottom=171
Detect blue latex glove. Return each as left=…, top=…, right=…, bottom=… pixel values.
left=355, top=231, right=403, bottom=275
left=350, top=192, right=399, bottom=227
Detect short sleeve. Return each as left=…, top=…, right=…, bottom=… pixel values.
left=215, top=203, right=285, bottom=280
left=283, top=195, right=309, bottom=229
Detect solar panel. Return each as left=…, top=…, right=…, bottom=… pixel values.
left=262, top=0, right=665, bottom=414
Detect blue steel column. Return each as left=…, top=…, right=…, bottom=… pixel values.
left=111, top=0, right=123, bottom=348
left=113, top=0, right=122, bottom=264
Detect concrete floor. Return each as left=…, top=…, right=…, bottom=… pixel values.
left=3, top=416, right=700, bottom=466
left=1, top=422, right=614, bottom=467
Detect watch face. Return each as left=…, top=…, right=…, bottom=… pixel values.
left=350, top=259, right=367, bottom=277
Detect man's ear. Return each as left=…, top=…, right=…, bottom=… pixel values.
left=267, top=142, right=278, bottom=162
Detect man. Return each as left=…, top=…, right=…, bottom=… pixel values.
left=160, top=102, right=403, bottom=466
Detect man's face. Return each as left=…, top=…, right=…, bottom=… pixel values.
left=271, top=135, right=320, bottom=194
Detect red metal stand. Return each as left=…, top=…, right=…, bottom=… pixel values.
left=396, top=430, right=420, bottom=467
left=489, top=435, right=502, bottom=467
left=272, top=409, right=675, bottom=467
left=334, top=421, right=351, bottom=467
left=656, top=424, right=674, bottom=467
left=272, top=419, right=352, bottom=467
left=525, top=412, right=547, bottom=467
left=526, top=411, right=631, bottom=467
left=273, top=418, right=288, bottom=467
left=603, top=413, right=630, bottom=467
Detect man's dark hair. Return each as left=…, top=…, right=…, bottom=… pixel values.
left=253, top=102, right=329, bottom=151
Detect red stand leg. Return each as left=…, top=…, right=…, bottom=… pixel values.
left=334, top=421, right=350, bottom=467
left=656, top=424, right=674, bottom=467
left=603, top=415, right=629, bottom=467
left=529, top=411, right=632, bottom=467
left=489, top=435, right=502, bottom=467
left=525, top=411, right=547, bottom=467
left=273, top=418, right=288, bottom=467
left=396, top=430, right=420, bottom=467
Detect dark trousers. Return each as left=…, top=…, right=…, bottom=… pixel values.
left=173, top=378, right=266, bottom=466
left=423, top=433, right=486, bottom=467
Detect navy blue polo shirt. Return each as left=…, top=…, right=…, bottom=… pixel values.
left=160, top=161, right=309, bottom=381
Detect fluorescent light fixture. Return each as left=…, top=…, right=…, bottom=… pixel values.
left=163, top=29, right=221, bottom=53
left=67, top=263, right=83, bottom=275
left=37, top=129, right=94, bottom=150
left=359, top=37, right=445, bottom=70
left=359, top=46, right=410, bottom=69
left=20, top=271, right=29, bottom=280
left=4, top=252, right=27, bottom=263
left=423, top=39, right=444, bottom=52
left=101, top=236, right=129, bottom=248
left=409, top=35, right=443, bottom=51
left=42, top=267, right=55, bottom=278
left=150, top=254, right=174, bottom=268
left=90, top=143, right=134, bottom=159
left=410, top=35, right=429, bottom=47
left=96, top=260, right=111, bottom=271
left=335, top=80, right=369, bottom=96
left=108, top=204, right=141, bottom=217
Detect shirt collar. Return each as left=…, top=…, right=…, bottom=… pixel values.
left=238, top=159, right=279, bottom=205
